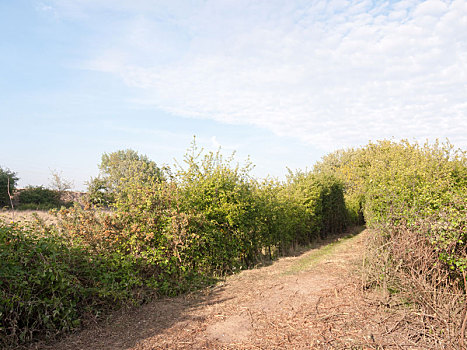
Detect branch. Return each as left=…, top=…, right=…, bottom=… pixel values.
left=460, top=270, right=467, bottom=349
left=7, top=177, right=15, bottom=222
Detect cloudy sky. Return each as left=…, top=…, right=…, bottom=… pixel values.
left=1, top=0, right=466, bottom=190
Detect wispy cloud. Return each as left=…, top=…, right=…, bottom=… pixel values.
left=45, top=0, right=467, bottom=150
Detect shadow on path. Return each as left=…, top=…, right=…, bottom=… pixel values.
left=29, top=226, right=365, bottom=350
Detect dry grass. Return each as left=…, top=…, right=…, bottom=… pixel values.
left=363, top=226, right=465, bottom=349
left=0, top=209, right=58, bottom=226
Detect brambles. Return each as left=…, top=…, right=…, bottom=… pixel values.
left=0, top=222, right=148, bottom=348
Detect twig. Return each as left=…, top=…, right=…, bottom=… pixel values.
left=315, top=296, right=322, bottom=315
left=7, top=177, right=15, bottom=222
left=383, top=315, right=406, bottom=335
left=460, top=270, right=467, bottom=349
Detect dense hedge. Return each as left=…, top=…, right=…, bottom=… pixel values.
left=1, top=145, right=351, bottom=347
left=17, top=186, right=73, bottom=210
left=4, top=139, right=464, bottom=347
left=0, top=222, right=149, bottom=347
left=315, top=140, right=467, bottom=273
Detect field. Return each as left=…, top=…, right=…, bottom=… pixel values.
left=0, top=210, right=57, bottom=226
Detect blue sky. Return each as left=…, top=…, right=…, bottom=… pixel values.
left=1, top=0, right=466, bottom=190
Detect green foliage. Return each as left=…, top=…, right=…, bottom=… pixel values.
left=174, top=143, right=258, bottom=270
left=105, top=141, right=351, bottom=280
left=17, top=186, right=71, bottom=210
left=100, top=149, right=164, bottom=185
left=316, top=139, right=467, bottom=274
left=86, top=177, right=114, bottom=207
left=87, top=149, right=166, bottom=206
left=0, top=167, right=18, bottom=208
left=3, top=140, right=352, bottom=347
left=362, top=140, right=466, bottom=227
left=362, top=141, right=466, bottom=273
left=314, top=147, right=367, bottom=225
left=0, top=222, right=147, bottom=348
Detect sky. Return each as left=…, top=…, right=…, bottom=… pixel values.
left=1, top=0, right=466, bottom=191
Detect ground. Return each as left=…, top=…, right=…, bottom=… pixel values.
left=28, top=229, right=443, bottom=349
left=0, top=210, right=58, bottom=225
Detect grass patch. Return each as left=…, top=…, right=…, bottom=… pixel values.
left=283, top=228, right=363, bottom=275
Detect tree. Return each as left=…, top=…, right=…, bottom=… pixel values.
left=49, top=169, right=73, bottom=194
left=0, top=166, right=18, bottom=208
left=86, top=176, right=115, bottom=207
left=87, top=149, right=165, bottom=206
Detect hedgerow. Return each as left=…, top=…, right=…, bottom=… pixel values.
left=1, top=142, right=351, bottom=347
left=0, top=222, right=150, bottom=348
left=316, top=140, right=466, bottom=273
left=315, top=139, right=467, bottom=344
left=4, top=138, right=464, bottom=347
left=17, top=186, right=72, bottom=210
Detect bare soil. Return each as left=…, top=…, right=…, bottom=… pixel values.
left=29, top=229, right=439, bottom=349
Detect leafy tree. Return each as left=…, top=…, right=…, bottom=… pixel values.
left=0, top=166, right=18, bottom=208
left=86, top=176, right=115, bottom=207
left=87, top=149, right=165, bottom=205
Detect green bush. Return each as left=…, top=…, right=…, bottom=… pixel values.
left=0, top=167, right=18, bottom=208
left=0, top=221, right=148, bottom=348
left=2, top=141, right=353, bottom=348
left=316, top=139, right=467, bottom=275
left=17, top=186, right=70, bottom=210
left=105, top=143, right=351, bottom=281
left=361, top=141, right=467, bottom=272
left=86, top=177, right=114, bottom=207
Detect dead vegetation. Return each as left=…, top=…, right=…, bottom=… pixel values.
left=362, top=226, right=466, bottom=349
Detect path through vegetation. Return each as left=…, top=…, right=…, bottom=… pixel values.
left=32, top=229, right=428, bottom=349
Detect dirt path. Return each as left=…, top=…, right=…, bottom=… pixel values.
left=32, top=229, right=428, bottom=349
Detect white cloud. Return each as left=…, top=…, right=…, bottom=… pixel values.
left=48, top=0, right=467, bottom=150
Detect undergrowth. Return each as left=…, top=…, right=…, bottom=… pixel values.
left=0, top=222, right=151, bottom=348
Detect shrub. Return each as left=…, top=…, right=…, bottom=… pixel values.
left=0, top=167, right=18, bottom=208
left=17, top=186, right=70, bottom=210
left=2, top=141, right=353, bottom=348
left=318, top=139, right=467, bottom=345
left=86, top=177, right=114, bottom=207
left=0, top=221, right=148, bottom=348
left=356, top=140, right=467, bottom=272
left=87, top=149, right=166, bottom=206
